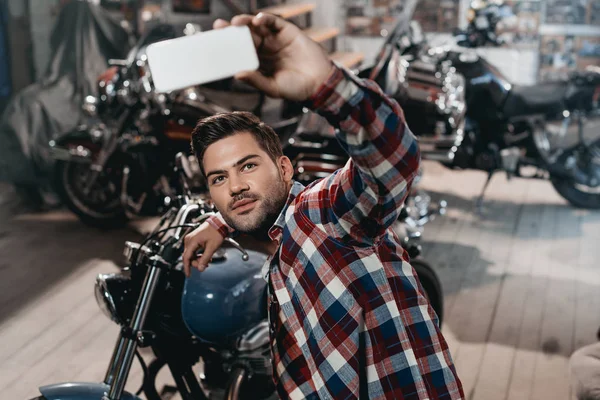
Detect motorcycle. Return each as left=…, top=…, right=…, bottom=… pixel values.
left=50, top=23, right=300, bottom=228
left=453, top=0, right=515, bottom=48
left=363, top=4, right=600, bottom=209
left=31, top=153, right=445, bottom=400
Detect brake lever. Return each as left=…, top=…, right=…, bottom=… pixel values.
left=194, top=237, right=249, bottom=263
left=224, top=237, right=250, bottom=261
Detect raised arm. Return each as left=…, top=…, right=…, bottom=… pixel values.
left=305, top=65, right=420, bottom=243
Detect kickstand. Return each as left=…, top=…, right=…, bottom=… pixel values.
left=475, top=170, right=495, bottom=214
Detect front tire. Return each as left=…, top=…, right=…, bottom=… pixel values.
left=412, top=259, right=444, bottom=326
left=54, top=155, right=127, bottom=229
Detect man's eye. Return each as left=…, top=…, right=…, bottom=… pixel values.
left=243, top=163, right=256, bottom=171
left=212, top=176, right=225, bottom=185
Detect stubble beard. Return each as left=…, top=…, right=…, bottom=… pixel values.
left=221, top=179, right=289, bottom=240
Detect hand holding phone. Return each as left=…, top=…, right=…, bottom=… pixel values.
left=216, top=13, right=334, bottom=102
left=148, top=13, right=335, bottom=102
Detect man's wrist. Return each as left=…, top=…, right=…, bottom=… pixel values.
left=306, top=63, right=354, bottom=113
left=206, top=214, right=233, bottom=238
left=308, top=62, right=337, bottom=99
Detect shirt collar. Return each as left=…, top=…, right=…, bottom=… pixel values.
left=268, top=180, right=304, bottom=241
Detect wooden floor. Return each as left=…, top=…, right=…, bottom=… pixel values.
left=2, top=160, right=600, bottom=399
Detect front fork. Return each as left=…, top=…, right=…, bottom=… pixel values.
left=83, top=110, right=132, bottom=195
left=102, top=262, right=163, bottom=400
left=83, top=133, right=120, bottom=195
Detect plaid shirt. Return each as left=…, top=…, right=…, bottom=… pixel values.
left=208, top=65, right=464, bottom=399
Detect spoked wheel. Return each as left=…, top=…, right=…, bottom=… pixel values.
left=54, top=142, right=127, bottom=228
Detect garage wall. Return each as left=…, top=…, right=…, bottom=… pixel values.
left=27, top=0, right=61, bottom=80
left=6, top=0, right=35, bottom=90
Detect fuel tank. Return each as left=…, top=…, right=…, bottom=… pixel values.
left=181, top=238, right=270, bottom=345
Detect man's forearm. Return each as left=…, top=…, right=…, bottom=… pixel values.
left=307, top=64, right=420, bottom=226
left=308, top=65, right=419, bottom=170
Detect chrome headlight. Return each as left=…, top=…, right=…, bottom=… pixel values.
left=95, top=274, right=120, bottom=323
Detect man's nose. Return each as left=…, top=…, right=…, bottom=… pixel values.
left=229, top=174, right=249, bottom=196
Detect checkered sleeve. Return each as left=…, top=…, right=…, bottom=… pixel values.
left=308, top=65, right=420, bottom=242
left=206, top=213, right=234, bottom=239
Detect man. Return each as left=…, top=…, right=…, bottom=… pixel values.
left=183, top=12, right=464, bottom=399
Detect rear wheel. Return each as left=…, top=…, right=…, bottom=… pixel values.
left=53, top=142, right=127, bottom=228
left=550, top=144, right=600, bottom=209
left=412, top=259, right=444, bottom=327
left=551, top=178, right=600, bottom=209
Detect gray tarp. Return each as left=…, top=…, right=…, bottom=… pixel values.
left=0, top=1, right=131, bottom=186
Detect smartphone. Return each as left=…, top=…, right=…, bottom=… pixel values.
left=146, top=25, right=260, bottom=93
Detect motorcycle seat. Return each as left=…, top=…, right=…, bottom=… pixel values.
left=503, top=82, right=568, bottom=118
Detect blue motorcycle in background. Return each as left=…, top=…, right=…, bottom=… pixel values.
left=30, top=154, right=444, bottom=400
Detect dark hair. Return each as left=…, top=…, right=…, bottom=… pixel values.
left=191, top=111, right=283, bottom=177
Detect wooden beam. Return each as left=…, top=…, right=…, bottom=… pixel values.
left=330, top=51, right=365, bottom=69
left=258, top=3, right=316, bottom=20
left=303, top=27, right=340, bottom=44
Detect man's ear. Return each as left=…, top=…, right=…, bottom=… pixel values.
left=278, top=156, right=294, bottom=183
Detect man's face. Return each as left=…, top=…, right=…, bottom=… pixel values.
left=202, top=132, right=293, bottom=236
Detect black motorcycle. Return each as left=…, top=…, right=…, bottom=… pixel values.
left=31, top=154, right=445, bottom=400
left=50, top=23, right=299, bottom=228
left=365, top=6, right=600, bottom=209
left=441, top=55, right=600, bottom=209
